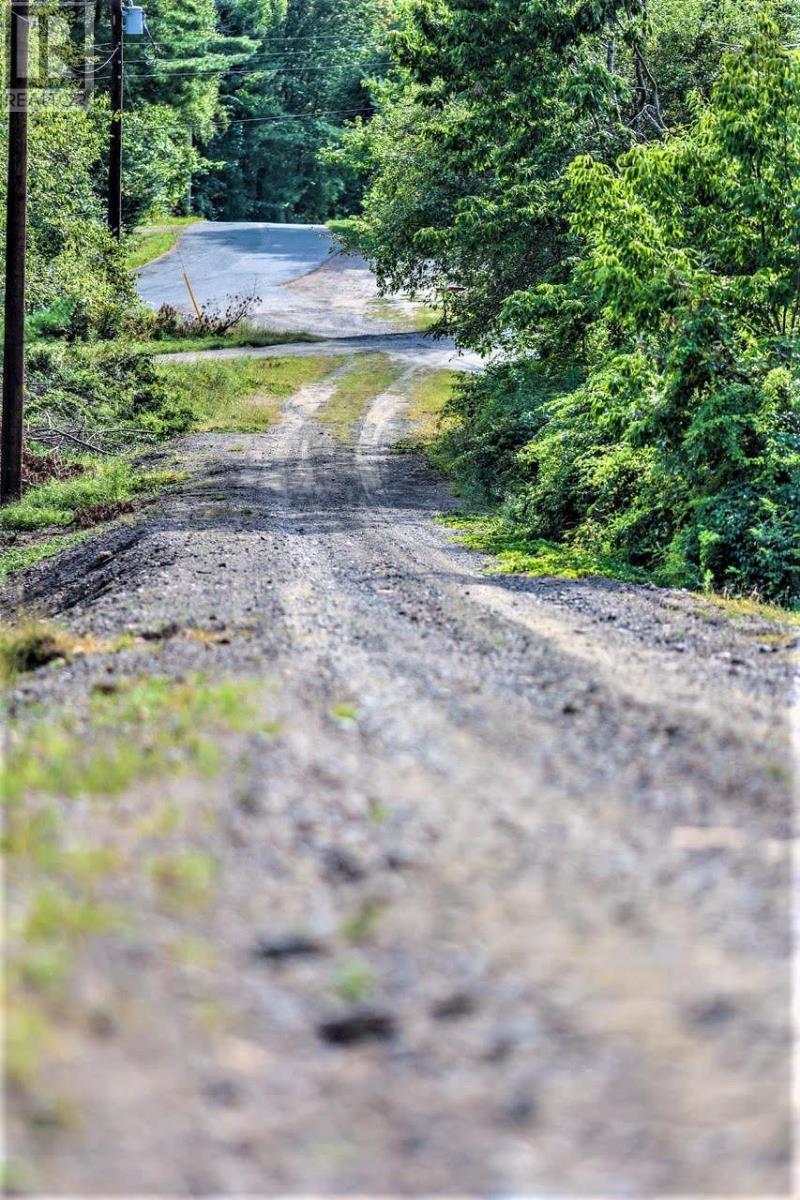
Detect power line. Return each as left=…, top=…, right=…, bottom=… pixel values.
left=117, top=45, right=382, bottom=65
left=222, top=107, right=371, bottom=125
left=110, top=60, right=389, bottom=81
left=100, top=42, right=378, bottom=56
left=116, top=32, right=388, bottom=45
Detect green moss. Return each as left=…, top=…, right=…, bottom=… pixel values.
left=317, top=354, right=406, bottom=443
left=159, top=354, right=343, bottom=433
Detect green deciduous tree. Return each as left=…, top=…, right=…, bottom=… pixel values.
left=343, top=0, right=799, bottom=601
left=194, top=0, right=389, bottom=221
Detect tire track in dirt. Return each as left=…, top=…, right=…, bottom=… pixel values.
left=4, top=358, right=795, bottom=1196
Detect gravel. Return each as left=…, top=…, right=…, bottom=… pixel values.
left=5, top=352, right=796, bottom=1196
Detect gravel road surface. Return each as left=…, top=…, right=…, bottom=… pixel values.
left=157, top=330, right=484, bottom=372
left=6, top=352, right=796, bottom=1195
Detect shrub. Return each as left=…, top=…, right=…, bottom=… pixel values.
left=26, top=341, right=194, bottom=452
left=151, top=291, right=261, bottom=341
left=433, top=25, right=800, bottom=605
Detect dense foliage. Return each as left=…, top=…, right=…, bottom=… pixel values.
left=26, top=341, right=194, bottom=446
left=0, top=0, right=390, bottom=481
left=194, top=0, right=387, bottom=220
left=341, top=2, right=800, bottom=603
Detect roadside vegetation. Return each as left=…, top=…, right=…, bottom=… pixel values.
left=159, top=355, right=343, bottom=433
left=337, top=7, right=800, bottom=608
left=126, top=216, right=203, bottom=271
left=139, top=327, right=321, bottom=355
left=0, top=532, right=92, bottom=583
left=0, top=1, right=795, bottom=1183
left=406, top=370, right=459, bottom=443
left=1, top=0, right=796, bottom=613
left=0, top=353, right=344, bottom=582
left=0, top=459, right=178, bottom=534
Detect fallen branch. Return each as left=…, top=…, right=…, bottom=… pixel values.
left=28, top=426, right=114, bottom=455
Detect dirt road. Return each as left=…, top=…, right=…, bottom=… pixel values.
left=6, top=353, right=796, bottom=1195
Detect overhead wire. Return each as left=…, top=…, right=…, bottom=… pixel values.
left=101, top=60, right=389, bottom=81
left=224, top=107, right=371, bottom=125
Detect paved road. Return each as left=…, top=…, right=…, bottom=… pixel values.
left=136, top=221, right=438, bottom=338
left=137, top=221, right=335, bottom=314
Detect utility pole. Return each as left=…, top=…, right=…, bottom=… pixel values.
left=1, top=1, right=31, bottom=505
left=108, top=0, right=123, bottom=237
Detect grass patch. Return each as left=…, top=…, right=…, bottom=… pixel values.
left=317, top=354, right=406, bottom=443
left=693, top=593, right=800, bottom=626
left=159, top=354, right=343, bottom=433
left=4, top=674, right=264, bottom=804
left=413, top=303, right=441, bottom=332
left=407, top=369, right=459, bottom=441
left=368, top=298, right=407, bottom=326
left=367, top=297, right=440, bottom=333
left=127, top=216, right=202, bottom=271
left=29, top=325, right=320, bottom=358
left=0, top=531, right=90, bottom=580
left=0, top=457, right=177, bottom=533
left=440, top=514, right=646, bottom=583
left=0, top=619, right=79, bottom=683
left=134, top=325, right=322, bottom=355
left=0, top=618, right=132, bottom=684
left=441, top=514, right=800, bottom=621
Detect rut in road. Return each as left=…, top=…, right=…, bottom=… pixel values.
left=6, top=352, right=795, bottom=1195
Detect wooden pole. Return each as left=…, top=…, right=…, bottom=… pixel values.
left=108, top=0, right=123, bottom=237
left=1, top=1, right=30, bottom=505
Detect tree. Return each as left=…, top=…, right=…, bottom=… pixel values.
left=340, top=0, right=795, bottom=349
left=194, top=0, right=388, bottom=222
